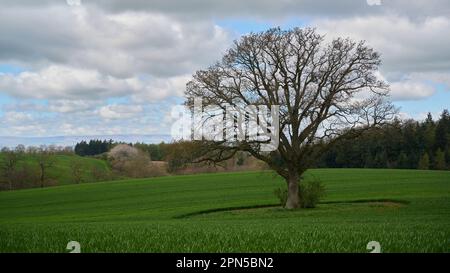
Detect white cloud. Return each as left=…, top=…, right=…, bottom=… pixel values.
left=389, top=80, right=436, bottom=101
left=6, top=0, right=443, bottom=20
left=0, top=103, right=166, bottom=136
left=98, top=104, right=143, bottom=120
left=1, top=1, right=449, bottom=137
left=2, top=111, right=34, bottom=124
left=313, top=15, right=450, bottom=101
left=0, top=65, right=133, bottom=99
left=47, top=100, right=101, bottom=113
left=0, top=65, right=188, bottom=101
left=0, top=6, right=230, bottom=78
left=411, top=72, right=450, bottom=89
left=314, top=16, right=450, bottom=77
left=396, top=111, right=412, bottom=120
left=130, top=75, right=190, bottom=102
left=0, top=5, right=225, bottom=107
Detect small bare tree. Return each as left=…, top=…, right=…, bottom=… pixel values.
left=0, top=148, right=20, bottom=190
left=36, top=153, right=55, bottom=188
left=185, top=27, right=396, bottom=209
left=70, top=159, right=84, bottom=184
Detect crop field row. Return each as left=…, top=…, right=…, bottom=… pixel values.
left=0, top=169, right=449, bottom=252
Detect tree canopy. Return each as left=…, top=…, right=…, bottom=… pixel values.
left=185, top=27, right=396, bottom=208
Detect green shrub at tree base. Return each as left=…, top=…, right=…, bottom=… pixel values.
left=274, top=179, right=326, bottom=209
left=299, top=180, right=326, bottom=208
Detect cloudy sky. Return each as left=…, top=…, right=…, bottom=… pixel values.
left=0, top=0, right=449, bottom=138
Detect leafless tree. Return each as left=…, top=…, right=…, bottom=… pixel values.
left=0, top=149, right=20, bottom=190
left=91, top=165, right=108, bottom=182
left=70, top=159, right=84, bottom=184
left=36, top=153, right=55, bottom=188
left=14, top=144, right=26, bottom=154
left=185, top=27, right=396, bottom=208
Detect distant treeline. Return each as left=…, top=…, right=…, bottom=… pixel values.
left=317, top=110, right=450, bottom=170
left=2, top=110, right=448, bottom=191
left=1, top=144, right=73, bottom=155
left=74, top=139, right=167, bottom=161
left=72, top=109, right=450, bottom=171
left=74, top=139, right=114, bottom=156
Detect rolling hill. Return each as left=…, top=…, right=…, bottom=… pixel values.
left=0, top=169, right=449, bottom=252
left=0, top=153, right=112, bottom=187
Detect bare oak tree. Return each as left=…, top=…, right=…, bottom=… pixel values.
left=184, top=28, right=396, bottom=209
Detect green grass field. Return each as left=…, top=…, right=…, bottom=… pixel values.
left=0, top=169, right=449, bottom=252
left=0, top=154, right=111, bottom=186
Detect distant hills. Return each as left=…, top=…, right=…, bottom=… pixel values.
left=0, top=134, right=173, bottom=148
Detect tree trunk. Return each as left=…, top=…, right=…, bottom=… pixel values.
left=40, top=165, right=45, bottom=188
left=285, top=172, right=300, bottom=209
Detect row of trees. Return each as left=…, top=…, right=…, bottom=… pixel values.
left=72, top=110, right=450, bottom=172
left=74, top=139, right=114, bottom=156
left=0, top=149, right=56, bottom=190
left=2, top=109, right=448, bottom=191
left=1, top=144, right=73, bottom=155
left=0, top=146, right=112, bottom=190
left=317, top=110, right=450, bottom=170
left=74, top=139, right=167, bottom=161
left=74, top=139, right=168, bottom=161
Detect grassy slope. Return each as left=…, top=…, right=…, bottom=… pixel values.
left=0, top=169, right=449, bottom=252
left=0, top=154, right=111, bottom=186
